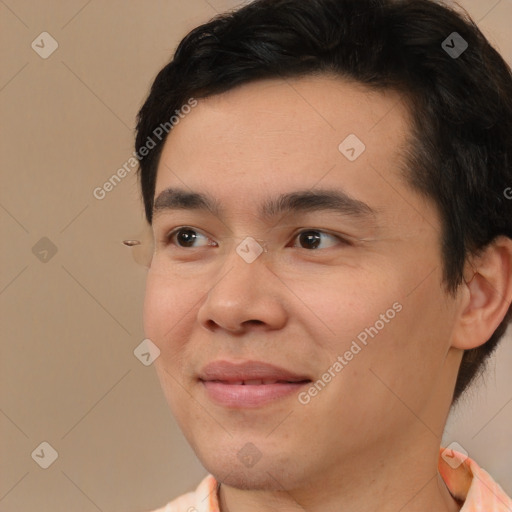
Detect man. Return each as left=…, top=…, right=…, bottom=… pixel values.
left=131, top=0, right=512, bottom=510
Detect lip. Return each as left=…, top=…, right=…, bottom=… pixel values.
left=199, top=360, right=312, bottom=408
left=199, top=360, right=311, bottom=383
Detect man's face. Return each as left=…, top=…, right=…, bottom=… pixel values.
left=143, top=76, right=462, bottom=490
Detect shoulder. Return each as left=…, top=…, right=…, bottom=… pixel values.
left=462, top=457, right=512, bottom=511
left=438, top=447, right=512, bottom=511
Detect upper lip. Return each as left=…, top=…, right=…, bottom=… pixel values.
left=199, top=360, right=311, bottom=383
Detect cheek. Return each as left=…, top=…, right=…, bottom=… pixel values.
left=142, top=272, right=189, bottom=353
left=356, top=272, right=457, bottom=408
left=142, top=274, right=166, bottom=342
left=305, top=265, right=447, bottom=381
left=143, top=274, right=193, bottom=408
left=290, top=268, right=400, bottom=355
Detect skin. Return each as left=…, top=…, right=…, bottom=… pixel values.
left=142, top=75, right=512, bottom=512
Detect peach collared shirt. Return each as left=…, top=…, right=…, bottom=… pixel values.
left=147, top=448, right=512, bottom=512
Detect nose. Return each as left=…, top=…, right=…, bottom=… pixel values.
left=196, top=240, right=288, bottom=334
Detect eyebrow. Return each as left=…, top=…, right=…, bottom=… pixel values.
left=152, top=187, right=377, bottom=223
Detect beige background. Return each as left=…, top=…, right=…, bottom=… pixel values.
left=1, top=0, right=511, bottom=510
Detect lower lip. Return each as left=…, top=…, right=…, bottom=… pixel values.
left=201, top=380, right=310, bottom=408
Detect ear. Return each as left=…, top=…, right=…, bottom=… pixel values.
left=451, top=236, right=512, bottom=350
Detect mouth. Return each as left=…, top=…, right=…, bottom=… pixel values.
left=204, top=379, right=311, bottom=385
left=198, top=360, right=312, bottom=408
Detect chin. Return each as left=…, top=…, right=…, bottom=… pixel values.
left=198, top=447, right=306, bottom=491
left=211, top=466, right=298, bottom=491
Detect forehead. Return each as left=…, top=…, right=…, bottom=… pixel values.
left=154, top=75, right=424, bottom=226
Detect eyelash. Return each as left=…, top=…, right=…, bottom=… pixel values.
left=162, top=226, right=353, bottom=251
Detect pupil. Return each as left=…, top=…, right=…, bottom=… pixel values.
left=178, top=229, right=196, bottom=247
left=300, top=231, right=320, bottom=249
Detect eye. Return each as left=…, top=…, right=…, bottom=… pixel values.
left=163, top=227, right=350, bottom=250
left=164, top=227, right=217, bottom=248
left=290, top=229, right=348, bottom=250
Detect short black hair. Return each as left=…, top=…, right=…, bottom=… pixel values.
left=135, top=0, right=512, bottom=405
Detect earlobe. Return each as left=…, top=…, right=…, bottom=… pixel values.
left=451, top=236, right=512, bottom=350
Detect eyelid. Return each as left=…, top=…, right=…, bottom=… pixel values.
left=162, top=225, right=356, bottom=248
left=290, top=228, right=352, bottom=247
left=164, top=226, right=217, bottom=246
